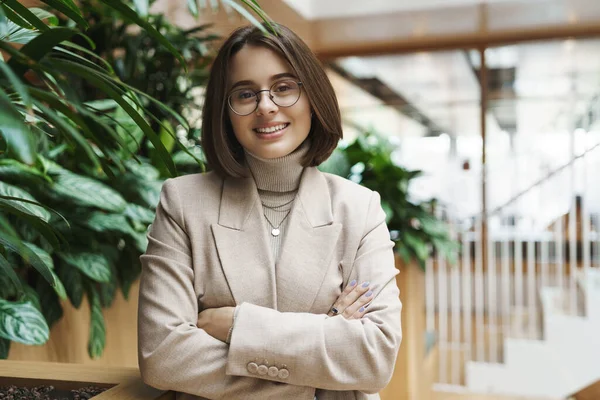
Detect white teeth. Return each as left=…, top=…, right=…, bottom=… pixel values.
left=255, top=124, right=287, bottom=133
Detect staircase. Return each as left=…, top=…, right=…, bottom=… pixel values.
left=465, top=268, right=600, bottom=399
left=427, top=141, right=600, bottom=398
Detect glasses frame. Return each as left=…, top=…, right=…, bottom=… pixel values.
left=227, top=81, right=304, bottom=116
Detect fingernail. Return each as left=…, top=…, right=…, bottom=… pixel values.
left=362, top=281, right=370, bottom=288
left=359, top=306, right=365, bottom=312
left=365, top=290, right=373, bottom=297
left=349, top=280, right=357, bottom=286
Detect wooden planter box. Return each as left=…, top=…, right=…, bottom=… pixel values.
left=0, top=360, right=174, bottom=399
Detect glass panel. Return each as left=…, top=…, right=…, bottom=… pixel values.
left=328, top=50, right=482, bottom=220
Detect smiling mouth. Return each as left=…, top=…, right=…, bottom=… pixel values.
left=253, top=123, right=290, bottom=134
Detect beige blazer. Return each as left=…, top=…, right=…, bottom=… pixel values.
left=138, top=166, right=402, bottom=400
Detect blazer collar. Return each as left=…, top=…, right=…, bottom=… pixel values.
left=217, top=166, right=333, bottom=230
left=213, top=167, right=341, bottom=312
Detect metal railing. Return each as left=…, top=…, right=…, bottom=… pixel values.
left=427, top=135, right=600, bottom=390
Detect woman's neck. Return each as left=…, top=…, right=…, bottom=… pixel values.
left=244, top=141, right=309, bottom=193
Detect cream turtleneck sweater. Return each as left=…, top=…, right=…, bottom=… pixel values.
left=245, top=141, right=308, bottom=263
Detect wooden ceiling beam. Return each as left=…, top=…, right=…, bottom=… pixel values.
left=314, top=21, right=600, bottom=59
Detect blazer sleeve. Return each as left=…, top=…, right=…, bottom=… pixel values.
left=137, top=179, right=314, bottom=400
left=226, top=191, right=403, bottom=393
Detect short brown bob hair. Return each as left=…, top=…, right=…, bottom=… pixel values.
left=201, top=22, right=343, bottom=178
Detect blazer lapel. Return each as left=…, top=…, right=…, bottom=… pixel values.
left=211, top=176, right=277, bottom=309
left=276, top=167, right=342, bottom=313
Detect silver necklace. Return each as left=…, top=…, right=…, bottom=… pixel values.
left=261, top=197, right=295, bottom=210
left=263, top=210, right=292, bottom=237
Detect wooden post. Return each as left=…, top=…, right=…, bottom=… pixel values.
left=380, top=259, right=431, bottom=400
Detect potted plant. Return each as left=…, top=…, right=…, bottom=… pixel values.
left=0, top=0, right=271, bottom=361
left=320, top=130, right=457, bottom=269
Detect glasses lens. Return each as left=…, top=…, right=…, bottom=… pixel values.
left=270, top=80, right=301, bottom=107
left=229, top=89, right=257, bottom=115
left=227, top=81, right=301, bottom=115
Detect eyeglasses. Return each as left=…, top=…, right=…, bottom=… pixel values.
left=227, top=80, right=303, bottom=116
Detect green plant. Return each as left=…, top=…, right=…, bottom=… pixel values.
left=0, top=0, right=271, bottom=359
left=320, top=131, right=458, bottom=269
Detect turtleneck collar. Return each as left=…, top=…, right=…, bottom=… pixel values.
left=244, top=140, right=309, bottom=193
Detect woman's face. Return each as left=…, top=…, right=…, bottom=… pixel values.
left=227, top=45, right=311, bottom=159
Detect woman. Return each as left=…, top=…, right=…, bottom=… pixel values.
left=138, top=22, right=402, bottom=400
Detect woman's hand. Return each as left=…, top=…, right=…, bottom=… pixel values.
left=197, top=306, right=235, bottom=342
left=327, top=280, right=373, bottom=319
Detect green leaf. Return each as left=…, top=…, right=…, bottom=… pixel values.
left=0, top=16, right=39, bottom=43
left=318, top=148, right=350, bottom=177
left=0, top=253, right=22, bottom=295
left=132, top=0, right=149, bottom=17
left=0, top=199, right=61, bottom=250
left=119, top=249, right=141, bottom=300
left=0, top=90, right=36, bottom=165
left=112, top=96, right=144, bottom=154
left=7, top=27, right=78, bottom=77
left=21, top=284, right=41, bottom=311
left=0, top=182, right=50, bottom=222
left=0, top=274, right=17, bottom=299
left=0, top=58, right=32, bottom=108
left=50, top=269, right=67, bottom=300
left=222, top=0, right=267, bottom=34
left=82, top=212, right=134, bottom=235
left=87, top=286, right=105, bottom=359
left=403, top=231, right=430, bottom=261
left=97, top=0, right=185, bottom=67
left=32, top=100, right=102, bottom=171
left=0, top=159, right=50, bottom=184
left=99, top=267, right=117, bottom=308
left=23, top=242, right=53, bottom=270
left=124, top=203, right=155, bottom=224
left=0, top=233, right=55, bottom=288
left=187, top=0, right=199, bottom=16
left=125, top=159, right=160, bottom=180
left=36, top=276, right=63, bottom=327
left=130, top=230, right=149, bottom=253
left=62, top=41, right=113, bottom=73
left=0, top=337, right=10, bottom=359
left=28, top=8, right=59, bottom=26
left=0, top=299, right=49, bottom=345
left=1, top=0, right=49, bottom=32
left=30, top=87, right=130, bottom=164
left=50, top=171, right=127, bottom=213
left=57, top=252, right=112, bottom=283
left=56, top=264, right=83, bottom=308
left=233, top=0, right=275, bottom=33
left=0, top=214, right=18, bottom=238
left=0, top=6, right=8, bottom=37
left=0, top=3, right=34, bottom=31
left=47, top=59, right=178, bottom=177
left=38, top=0, right=87, bottom=29
left=173, top=147, right=206, bottom=168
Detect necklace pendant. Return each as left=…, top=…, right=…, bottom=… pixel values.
left=271, top=228, right=281, bottom=237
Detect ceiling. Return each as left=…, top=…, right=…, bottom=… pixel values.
left=326, top=38, right=600, bottom=143
left=282, top=0, right=525, bottom=20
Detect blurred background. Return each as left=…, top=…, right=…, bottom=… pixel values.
left=2, top=1, right=600, bottom=399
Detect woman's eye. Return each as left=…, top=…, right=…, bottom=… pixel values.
left=273, top=83, right=292, bottom=92
left=237, top=90, right=255, bottom=100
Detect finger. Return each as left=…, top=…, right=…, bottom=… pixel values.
left=342, top=289, right=373, bottom=318
left=349, top=303, right=370, bottom=320
left=338, top=281, right=370, bottom=310
left=342, top=279, right=358, bottom=295
left=331, top=279, right=358, bottom=310
left=329, top=281, right=370, bottom=317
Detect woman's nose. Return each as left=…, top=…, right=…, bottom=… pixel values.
left=256, top=92, right=278, bottom=115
